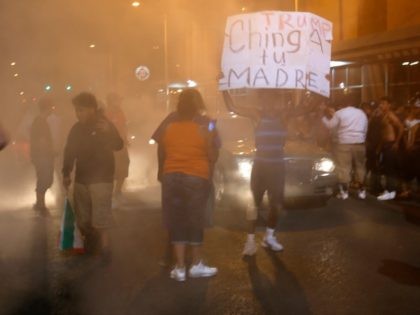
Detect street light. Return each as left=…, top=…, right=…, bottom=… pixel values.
left=131, top=1, right=140, bottom=7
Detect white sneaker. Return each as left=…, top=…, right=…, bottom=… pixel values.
left=188, top=261, right=218, bottom=278
left=337, top=190, right=349, bottom=200
left=358, top=189, right=367, bottom=200
left=377, top=190, right=396, bottom=201
left=242, top=239, right=257, bottom=256
left=261, top=236, right=284, bottom=251
left=170, top=266, right=186, bottom=282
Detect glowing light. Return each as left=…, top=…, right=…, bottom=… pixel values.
left=402, top=61, right=410, bottom=66
left=13, top=73, right=19, bottom=77
left=10, top=62, right=16, bottom=66
left=330, top=61, right=353, bottom=68
left=148, top=139, right=156, bottom=145
left=19, top=91, right=24, bottom=96
left=410, top=61, right=419, bottom=66
left=238, top=159, right=253, bottom=179
left=177, top=89, right=183, bottom=93
left=187, top=80, right=197, bottom=88
left=130, top=135, right=136, bottom=140
left=241, top=7, right=247, bottom=12
left=132, top=1, right=140, bottom=7
left=315, top=158, right=335, bottom=173
left=339, top=82, right=345, bottom=89
left=45, top=85, right=52, bottom=92
left=89, top=44, right=96, bottom=48
left=65, top=85, right=72, bottom=91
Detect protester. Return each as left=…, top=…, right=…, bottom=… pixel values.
left=376, top=97, right=404, bottom=201
left=322, top=94, right=368, bottom=200
left=223, top=89, right=288, bottom=256
left=400, top=103, right=420, bottom=197
left=154, top=89, right=218, bottom=282
left=364, top=104, right=383, bottom=194
left=30, top=97, right=57, bottom=214
left=62, top=92, right=123, bottom=263
left=152, top=89, right=221, bottom=267
left=0, top=123, right=9, bottom=151
left=105, top=93, right=130, bottom=206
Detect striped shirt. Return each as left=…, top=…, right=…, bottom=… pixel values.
left=254, top=117, right=287, bottom=163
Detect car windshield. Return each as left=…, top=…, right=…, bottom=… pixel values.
left=217, top=117, right=254, bottom=142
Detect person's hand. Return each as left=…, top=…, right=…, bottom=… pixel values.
left=63, top=176, right=71, bottom=190
left=217, top=71, right=225, bottom=81
left=96, top=119, right=110, bottom=132
left=324, top=107, right=335, bottom=119
left=319, top=102, right=327, bottom=112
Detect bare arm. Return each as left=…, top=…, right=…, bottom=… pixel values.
left=389, top=112, right=404, bottom=149
left=321, top=108, right=339, bottom=130
left=222, top=91, right=259, bottom=123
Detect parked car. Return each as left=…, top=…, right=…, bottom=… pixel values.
left=214, top=115, right=338, bottom=207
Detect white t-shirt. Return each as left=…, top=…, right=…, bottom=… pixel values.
left=322, top=106, right=368, bottom=144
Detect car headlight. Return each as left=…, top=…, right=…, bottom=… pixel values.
left=237, top=158, right=253, bottom=179
left=314, top=158, right=335, bottom=173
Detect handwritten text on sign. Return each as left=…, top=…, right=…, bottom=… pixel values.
left=219, top=11, right=333, bottom=97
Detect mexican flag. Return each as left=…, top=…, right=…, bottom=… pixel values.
left=59, top=198, right=85, bottom=254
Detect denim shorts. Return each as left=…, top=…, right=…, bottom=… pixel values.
left=162, top=173, right=210, bottom=244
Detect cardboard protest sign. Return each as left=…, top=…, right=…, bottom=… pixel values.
left=219, top=11, right=333, bottom=97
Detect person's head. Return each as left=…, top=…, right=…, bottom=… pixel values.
left=38, top=97, right=54, bottom=116
left=106, top=92, right=123, bottom=111
left=176, top=89, right=203, bottom=119
left=335, top=93, right=358, bottom=109
left=258, top=89, right=288, bottom=118
left=379, top=96, right=392, bottom=113
left=72, top=92, right=98, bottom=123
left=360, top=102, right=373, bottom=117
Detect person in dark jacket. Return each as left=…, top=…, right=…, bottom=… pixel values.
left=62, top=92, right=123, bottom=261
left=30, top=97, right=55, bottom=214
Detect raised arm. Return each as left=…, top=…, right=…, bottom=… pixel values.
left=221, top=91, right=259, bottom=123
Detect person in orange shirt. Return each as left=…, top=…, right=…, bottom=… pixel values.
left=157, top=89, right=218, bottom=282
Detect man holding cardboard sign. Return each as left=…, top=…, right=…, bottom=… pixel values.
left=219, top=11, right=332, bottom=256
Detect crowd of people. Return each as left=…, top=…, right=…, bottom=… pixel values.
left=319, top=94, right=420, bottom=201
left=1, top=87, right=419, bottom=283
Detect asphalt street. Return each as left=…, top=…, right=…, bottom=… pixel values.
left=0, top=187, right=420, bottom=315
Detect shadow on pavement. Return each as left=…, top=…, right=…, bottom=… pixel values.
left=401, top=205, right=420, bottom=226
left=245, top=252, right=312, bottom=315
left=6, top=215, right=52, bottom=315
left=126, top=270, right=210, bottom=315
left=378, top=259, right=420, bottom=287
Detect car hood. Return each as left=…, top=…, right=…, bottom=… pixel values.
left=222, top=139, right=329, bottom=159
